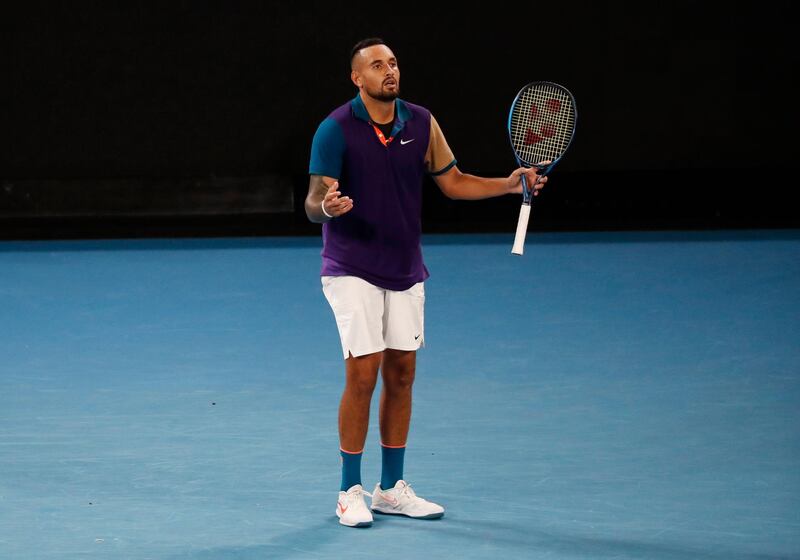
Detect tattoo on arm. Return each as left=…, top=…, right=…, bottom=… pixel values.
left=313, top=176, right=329, bottom=199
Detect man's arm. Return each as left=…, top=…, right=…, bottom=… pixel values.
left=432, top=165, right=548, bottom=201
left=426, top=114, right=548, bottom=201
left=305, top=175, right=353, bottom=223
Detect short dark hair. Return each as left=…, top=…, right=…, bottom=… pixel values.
left=350, top=37, right=386, bottom=66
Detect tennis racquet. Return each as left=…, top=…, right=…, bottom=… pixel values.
left=508, top=81, right=577, bottom=255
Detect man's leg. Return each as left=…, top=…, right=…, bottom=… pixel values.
left=371, top=348, right=443, bottom=519
left=335, top=351, right=382, bottom=527
left=379, top=349, right=415, bottom=489
left=322, top=276, right=386, bottom=527
left=339, top=351, right=382, bottom=490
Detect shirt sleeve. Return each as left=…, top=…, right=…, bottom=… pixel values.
left=309, top=117, right=345, bottom=178
left=425, top=114, right=457, bottom=176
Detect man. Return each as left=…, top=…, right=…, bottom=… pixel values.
left=306, top=38, right=547, bottom=528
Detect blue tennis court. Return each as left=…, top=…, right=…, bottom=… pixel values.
left=1, top=230, right=798, bottom=559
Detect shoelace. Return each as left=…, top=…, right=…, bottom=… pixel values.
left=397, top=483, right=418, bottom=501
left=345, top=488, right=372, bottom=504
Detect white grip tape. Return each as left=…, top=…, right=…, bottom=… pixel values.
left=511, top=203, right=531, bottom=255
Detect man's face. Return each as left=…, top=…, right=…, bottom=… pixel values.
left=351, top=44, right=400, bottom=102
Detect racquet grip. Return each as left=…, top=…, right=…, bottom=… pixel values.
left=511, top=203, right=531, bottom=255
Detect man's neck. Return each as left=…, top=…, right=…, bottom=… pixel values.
left=360, top=91, right=395, bottom=125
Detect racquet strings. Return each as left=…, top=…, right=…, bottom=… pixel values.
left=509, top=83, right=576, bottom=167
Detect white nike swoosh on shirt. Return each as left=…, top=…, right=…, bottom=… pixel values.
left=400, top=139, right=415, bottom=145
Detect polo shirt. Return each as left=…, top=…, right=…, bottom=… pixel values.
left=309, top=94, right=456, bottom=291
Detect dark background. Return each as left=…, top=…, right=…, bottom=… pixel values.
left=1, top=2, right=796, bottom=240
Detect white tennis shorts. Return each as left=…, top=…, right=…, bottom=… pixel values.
left=322, top=275, right=425, bottom=360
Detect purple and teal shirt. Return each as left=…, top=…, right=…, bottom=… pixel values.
left=309, top=95, right=456, bottom=291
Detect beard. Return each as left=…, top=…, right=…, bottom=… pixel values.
left=365, top=83, right=399, bottom=102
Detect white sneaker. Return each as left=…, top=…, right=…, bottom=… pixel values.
left=336, top=484, right=373, bottom=527
left=370, top=480, right=444, bottom=519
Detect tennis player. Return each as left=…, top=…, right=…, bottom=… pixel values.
left=306, top=37, right=547, bottom=528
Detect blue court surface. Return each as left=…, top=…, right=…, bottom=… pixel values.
left=1, top=230, right=799, bottom=560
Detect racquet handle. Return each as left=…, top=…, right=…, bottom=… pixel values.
left=511, top=203, right=531, bottom=255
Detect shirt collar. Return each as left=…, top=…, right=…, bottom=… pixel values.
left=351, top=94, right=413, bottom=132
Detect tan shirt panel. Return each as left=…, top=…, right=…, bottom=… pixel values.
left=425, top=115, right=456, bottom=175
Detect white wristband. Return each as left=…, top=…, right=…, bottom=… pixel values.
left=321, top=201, right=334, bottom=219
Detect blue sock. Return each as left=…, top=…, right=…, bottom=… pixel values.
left=340, top=449, right=363, bottom=491
left=381, top=444, right=406, bottom=490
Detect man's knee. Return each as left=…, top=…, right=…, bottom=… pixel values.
left=382, top=350, right=416, bottom=393
left=345, top=353, right=381, bottom=397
